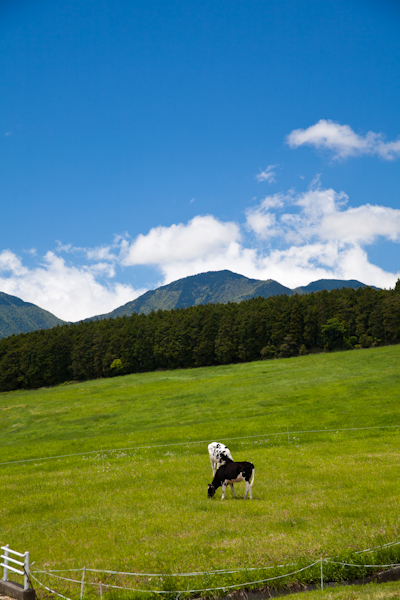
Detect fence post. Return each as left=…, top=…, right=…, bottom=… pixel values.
left=2, top=544, right=9, bottom=582
left=320, top=558, right=323, bottom=591
left=100, top=581, right=102, bottom=600
left=81, top=567, right=86, bottom=600
left=24, top=551, right=30, bottom=590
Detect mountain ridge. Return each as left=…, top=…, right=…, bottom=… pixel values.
left=0, top=271, right=379, bottom=338
left=85, top=270, right=377, bottom=321
left=0, top=291, right=65, bottom=339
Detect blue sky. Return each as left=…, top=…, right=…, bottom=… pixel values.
left=1, top=0, right=400, bottom=321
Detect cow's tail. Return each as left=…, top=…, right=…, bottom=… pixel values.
left=251, top=466, right=255, bottom=487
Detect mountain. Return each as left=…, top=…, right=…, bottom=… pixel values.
left=0, top=272, right=377, bottom=339
left=0, top=292, right=65, bottom=340
left=86, top=270, right=293, bottom=321
left=86, top=270, right=374, bottom=321
left=293, top=279, right=379, bottom=294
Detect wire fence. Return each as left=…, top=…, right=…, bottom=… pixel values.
left=1, top=424, right=399, bottom=467
left=32, top=563, right=321, bottom=595
left=5, top=426, right=400, bottom=597
left=32, top=537, right=400, bottom=577
left=28, top=538, right=400, bottom=600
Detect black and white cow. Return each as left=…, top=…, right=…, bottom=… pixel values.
left=208, top=442, right=233, bottom=476
left=207, top=458, right=255, bottom=500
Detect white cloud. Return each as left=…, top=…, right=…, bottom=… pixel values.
left=122, top=215, right=240, bottom=266
left=245, top=184, right=400, bottom=248
left=1, top=181, right=399, bottom=322
left=245, top=194, right=284, bottom=238
left=242, top=182, right=400, bottom=288
left=117, top=183, right=400, bottom=290
left=0, top=250, right=144, bottom=322
left=85, top=246, right=117, bottom=262
left=319, top=204, right=400, bottom=244
left=56, top=240, right=118, bottom=263
left=255, top=165, right=278, bottom=183
left=133, top=233, right=398, bottom=293
left=287, top=119, right=400, bottom=160
left=0, top=217, right=241, bottom=321
left=246, top=211, right=278, bottom=238
left=249, top=242, right=397, bottom=290
left=0, top=249, right=28, bottom=276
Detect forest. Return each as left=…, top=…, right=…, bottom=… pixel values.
left=0, top=283, right=399, bottom=392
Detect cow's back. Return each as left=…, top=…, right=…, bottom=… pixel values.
left=218, top=460, right=254, bottom=483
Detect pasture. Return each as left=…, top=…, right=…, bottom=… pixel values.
left=1, top=345, right=400, bottom=599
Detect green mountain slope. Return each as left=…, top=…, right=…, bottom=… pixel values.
left=293, top=278, right=378, bottom=294
left=0, top=292, right=65, bottom=339
left=87, top=270, right=293, bottom=320
left=86, top=270, right=374, bottom=322
left=0, top=272, right=376, bottom=338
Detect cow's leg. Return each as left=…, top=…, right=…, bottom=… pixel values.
left=248, top=469, right=255, bottom=499
left=221, top=482, right=227, bottom=500
left=230, top=483, right=237, bottom=498
left=244, top=481, right=251, bottom=499
left=249, top=478, right=254, bottom=499
left=210, top=457, right=216, bottom=476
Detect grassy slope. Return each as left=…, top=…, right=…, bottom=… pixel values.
left=1, top=346, right=400, bottom=599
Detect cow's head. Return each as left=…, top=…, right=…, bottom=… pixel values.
left=208, top=484, right=216, bottom=498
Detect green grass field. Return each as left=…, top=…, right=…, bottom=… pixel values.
left=285, top=580, right=400, bottom=599
left=1, top=346, right=400, bottom=599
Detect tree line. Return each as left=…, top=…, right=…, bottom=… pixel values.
left=0, top=283, right=399, bottom=392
